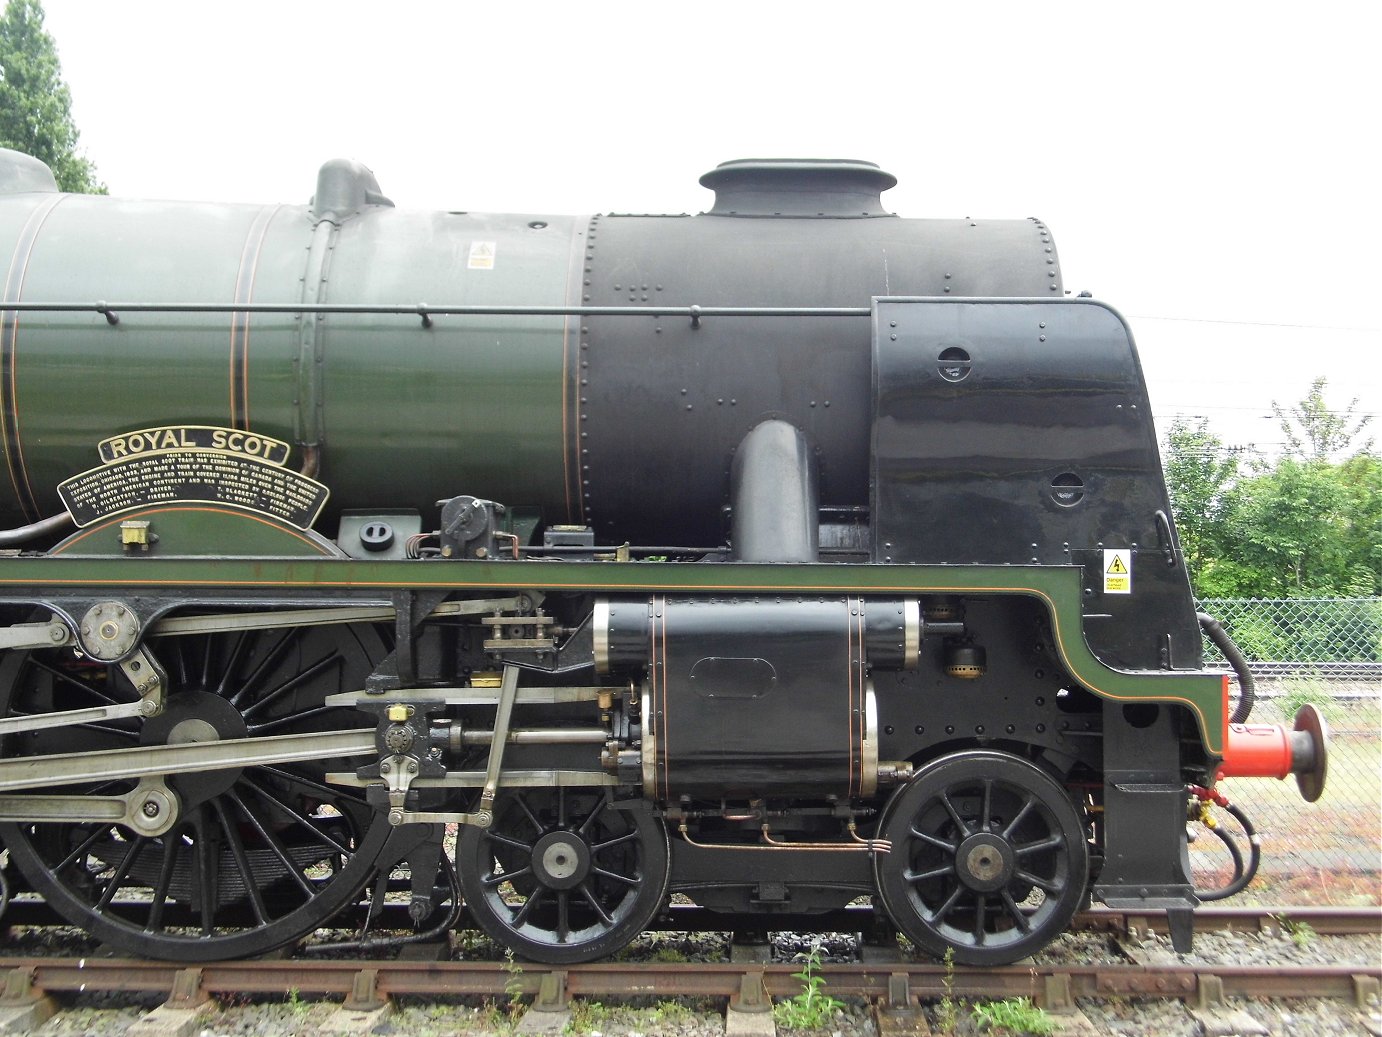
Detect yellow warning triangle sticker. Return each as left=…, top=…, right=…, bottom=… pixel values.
left=1106, top=555, right=1128, bottom=574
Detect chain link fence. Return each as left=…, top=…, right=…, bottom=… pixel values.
left=1192, top=597, right=1380, bottom=905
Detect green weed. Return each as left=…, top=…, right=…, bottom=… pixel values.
left=565, top=999, right=610, bottom=1034
left=935, top=946, right=959, bottom=1035
left=772, top=945, right=844, bottom=1030
left=970, top=996, right=1055, bottom=1035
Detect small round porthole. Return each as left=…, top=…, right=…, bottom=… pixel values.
left=937, top=346, right=971, bottom=382
left=1050, top=472, right=1085, bottom=507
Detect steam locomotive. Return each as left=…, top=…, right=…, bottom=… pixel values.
left=0, top=147, right=1326, bottom=964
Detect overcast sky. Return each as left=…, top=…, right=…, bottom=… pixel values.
left=39, top=1, right=1381, bottom=456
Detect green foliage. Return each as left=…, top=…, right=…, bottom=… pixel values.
left=285, top=987, right=308, bottom=1016
left=0, top=0, right=103, bottom=193
left=1279, top=917, right=1317, bottom=948
left=1274, top=376, right=1373, bottom=461
left=1199, top=599, right=1382, bottom=666
left=649, top=945, right=689, bottom=963
left=970, top=996, right=1055, bottom=1035
left=1164, top=380, right=1381, bottom=598
left=564, top=999, right=610, bottom=1035
left=502, top=949, right=526, bottom=1017
left=935, top=946, right=959, bottom=1035
left=772, top=946, right=844, bottom=1030
left=647, top=999, right=693, bottom=1024
left=1275, top=675, right=1333, bottom=720
left=1164, top=416, right=1240, bottom=580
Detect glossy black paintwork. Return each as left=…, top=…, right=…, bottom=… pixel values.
left=871, top=299, right=1202, bottom=671
left=579, top=212, right=1057, bottom=546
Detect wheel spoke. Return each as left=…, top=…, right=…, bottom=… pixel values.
left=515, top=793, right=546, bottom=837
left=228, top=628, right=302, bottom=708
left=592, top=865, right=640, bottom=888
left=241, top=651, right=342, bottom=720
left=28, top=658, right=126, bottom=706
left=577, top=880, right=614, bottom=926
left=557, top=890, right=570, bottom=941
left=999, top=890, right=1031, bottom=932
left=979, top=779, right=993, bottom=832
left=93, top=835, right=148, bottom=911
left=144, top=837, right=180, bottom=933
left=211, top=631, right=251, bottom=698
left=1001, top=793, right=1037, bottom=839
left=226, top=788, right=317, bottom=897
left=194, top=813, right=218, bottom=935
left=213, top=798, right=269, bottom=925
left=484, top=831, right=535, bottom=853
left=483, top=865, right=531, bottom=889
left=939, top=791, right=972, bottom=837
left=53, top=826, right=109, bottom=877
left=247, top=702, right=347, bottom=735
left=911, top=827, right=958, bottom=853
left=510, top=887, right=545, bottom=927
left=590, top=830, right=639, bottom=854
left=904, top=863, right=954, bottom=884
left=238, top=775, right=353, bottom=857
left=576, top=796, right=608, bottom=836
left=972, top=893, right=988, bottom=942
left=1014, top=834, right=1063, bottom=857
left=924, top=883, right=965, bottom=924
left=1014, top=868, right=1064, bottom=895
left=199, top=633, right=217, bottom=692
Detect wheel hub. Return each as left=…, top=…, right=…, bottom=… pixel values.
left=955, top=833, right=1016, bottom=892
left=532, top=831, right=592, bottom=889
left=141, top=691, right=250, bottom=805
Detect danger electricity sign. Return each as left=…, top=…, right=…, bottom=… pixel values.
left=1104, top=549, right=1132, bottom=594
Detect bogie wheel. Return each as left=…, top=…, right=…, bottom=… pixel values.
left=874, top=750, right=1089, bottom=965
left=0, top=621, right=390, bottom=960
left=457, top=788, right=669, bottom=963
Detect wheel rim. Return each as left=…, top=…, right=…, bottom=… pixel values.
left=0, top=621, right=390, bottom=959
left=458, top=788, right=668, bottom=963
left=874, top=750, right=1088, bottom=965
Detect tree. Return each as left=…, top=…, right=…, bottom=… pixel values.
left=1273, top=376, right=1373, bottom=462
left=0, top=0, right=103, bottom=193
left=1165, top=380, right=1382, bottom=598
left=1162, top=417, right=1240, bottom=588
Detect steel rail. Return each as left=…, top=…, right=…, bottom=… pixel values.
left=1, top=901, right=1377, bottom=937
left=1, top=957, right=1377, bottom=1006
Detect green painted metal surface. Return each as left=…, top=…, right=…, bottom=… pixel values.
left=0, top=556, right=1226, bottom=753
left=1, top=197, right=579, bottom=527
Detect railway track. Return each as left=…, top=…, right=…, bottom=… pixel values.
left=1, top=907, right=1378, bottom=1036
